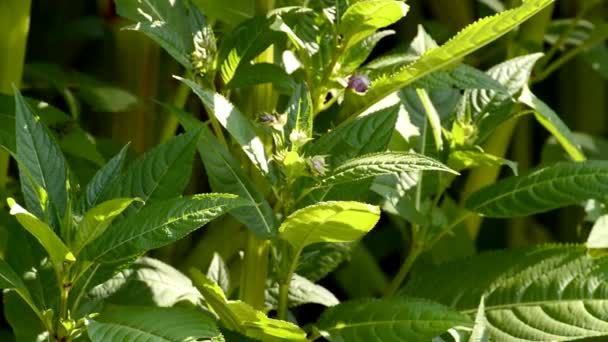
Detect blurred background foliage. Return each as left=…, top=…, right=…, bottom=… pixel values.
left=0, top=0, right=607, bottom=322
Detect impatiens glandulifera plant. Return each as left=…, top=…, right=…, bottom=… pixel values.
left=1, top=0, right=608, bottom=341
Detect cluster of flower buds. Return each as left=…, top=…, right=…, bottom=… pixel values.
left=347, top=74, right=371, bottom=94
left=308, top=155, right=327, bottom=177
left=191, top=28, right=216, bottom=77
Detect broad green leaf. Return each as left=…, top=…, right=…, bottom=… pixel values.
left=356, top=0, right=553, bottom=118
left=3, top=291, right=46, bottom=342
left=114, top=0, right=212, bottom=70
left=190, top=269, right=307, bottom=341
left=71, top=198, right=138, bottom=255
left=7, top=198, right=75, bottom=266
left=14, top=89, right=68, bottom=219
left=266, top=273, right=339, bottom=309
left=87, top=305, right=223, bottom=342
left=85, top=257, right=202, bottom=308
left=519, top=85, right=586, bottom=161
left=175, top=108, right=278, bottom=239
left=225, top=63, right=294, bottom=91
left=542, top=132, right=608, bottom=164
left=307, top=104, right=400, bottom=165
left=176, top=77, right=269, bottom=174
left=192, top=0, right=253, bottom=26
left=109, top=130, right=200, bottom=204
left=284, top=82, right=313, bottom=146
left=319, top=152, right=456, bottom=187
left=217, top=16, right=282, bottom=84
left=316, top=298, right=471, bottom=341
left=279, top=201, right=380, bottom=255
left=339, top=0, right=409, bottom=48
left=465, top=161, right=608, bottom=217
left=416, top=88, right=443, bottom=151
left=403, top=245, right=608, bottom=341
left=207, top=253, right=230, bottom=295
left=338, top=30, right=395, bottom=75
left=296, top=242, right=354, bottom=282
left=412, top=64, right=507, bottom=92
left=81, top=194, right=248, bottom=262
left=586, top=215, right=608, bottom=249
left=448, top=150, right=518, bottom=175
left=81, top=144, right=129, bottom=212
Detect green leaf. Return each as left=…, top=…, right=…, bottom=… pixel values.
left=175, top=108, right=278, bottom=239
left=338, top=30, right=395, bottom=75
left=307, top=104, right=400, bottom=165
left=416, top=88, right=444, bottom=151
left=114, top=0, right=210, bottom=69
left=412, top=64, right=507, bottom=92
left=207, top=253, right=230, bottom=295
left=403, top=245, right=608, bottom=341
left=85, top=257, right=202, bottom=308
left=297, top=242, right=354, bottom=282
left=465, top=161, right=608, bottom=217
left=468, top=298, right=489, bottom=342
left=217, top=16, right=283, bottom=84
left=279, top=201, right=380, bottom=255
left=339, top=0, right=409, bottom=48
left=285, top=82, right=313, bottom=146
left=190, top=269, right=307, bottom=341
left=191, top=0, right=253, bottom=26
left=586, top=215, right=608, bottom=249
left=81, top=144, right=129, bottom=212
left=225, top=63, right=294, bottom=91
left=14, top=89, right=68, bottom=219
left=176, top=77, right=269, bottom=174
left=109, top=130, right=200, bottom=204
left=71, top=198, right=138, bottom=255
left=448, top=150, right=518, bottom=175
left=316, top=298, right=471, bottom=341
left=266, top=274, right=339, bottom=309
left=357, top=0, right=553, bottom=118
left=320, top=152, right=456, bottom=187
left=0, top=258, right=26, bottom=290
left=81, top=194, right=248, bottom=262
left=87, top=305, right=223, bottom=342
left=7, top=198, right=75, bottom=266
left=518, top=85, right=585, bottom=161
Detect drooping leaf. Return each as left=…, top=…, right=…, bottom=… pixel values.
left=207, top=253, right=230, bottom=295
left=84, top=257, right=202, bottom=308
left=279, top=201, right=380, bottom=256
left=175, top=107, right=278, bottom=239
left=403, top=245, right=608, bottom=341
left=190, top=269, right=307, bottom=341
left=355, top=1, right=553, bottom=118
left=176, top=77, right=269, bottom=174
left=339, top=0, right=409, bottom=48
left=217, top=15, right=283, bottom=84
left=518, top=85, right=585, bottom=161
left=81, top=194, right=248, bottom=262
left=7, top=198, right=75, bottom=266
left=87, top=305, right=223, bottom=342
left=109, top=129, right=200, bottom=204
left=284, top=82, right=313, bottom=145
left=80, top=144, right=129, bottom=212
left=319, top=152, right=456, bottom=187
left=14, top=89, right=68, bottom=219
left=266, top=273, right=339, bottom=309
left=71, top=198, right=138, bottom=255
left=315, top=298, right=471, bottom=341
left=0, top=258, right=35, bottom=313
left=465, top=161, right=608, bottom=217
left=448, top=150, right=518, bottom=175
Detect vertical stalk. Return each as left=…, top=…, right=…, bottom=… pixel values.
left=0, top=0, right=32, bottom=189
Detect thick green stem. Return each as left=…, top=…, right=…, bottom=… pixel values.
left=239, top=234, right=270, bottom=310
left=277, top=283, right=290, bottom=320
left=384, top=242, right=422, bottom=298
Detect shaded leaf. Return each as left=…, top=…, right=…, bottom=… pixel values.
left=266, top=273, right=339, bottom=309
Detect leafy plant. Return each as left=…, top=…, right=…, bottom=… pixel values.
left=1, top=0, right=608, bottom=341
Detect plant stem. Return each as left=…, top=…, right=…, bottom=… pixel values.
left=159, top=73, right=192, bottom=143
left=384, top=241, right=422, bottom=297
left=239, top=233, right=270, bottom=310
left=277, top=283, right=290, bottom=319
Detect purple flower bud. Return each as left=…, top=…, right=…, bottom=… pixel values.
left=259, top=114, right=277, bottom=124
left=347, top=74, right=371, bottom=93
left=309, top=156, right=328, bottom=176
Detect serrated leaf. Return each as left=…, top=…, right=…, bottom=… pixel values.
left=80, top=144, right=129, bottom=213
left=190, top=269, right=307, bottom=341
left=14, top=89, right=68, bottom=220
left=174, top=107, right=277, bottom=239
left=72, top=198, right=138, bottom=255
left=519, top=85, right=585, bottom=161
left=316, top=298, right=471, bottom=341
left=81, top=194, right=248, bottom=262
left=339, top=0, right=408, bottom=48
left=225, top=63, right=294, bottom=91
left=85, top=257, right=202, bottom=308
left=403, top=245, right=608, bottom=341
left=176, top=77, right=269, bottom=174
left=217, top=16, right=283, bottom=84
left=279, top=201, right=380, bottom=255
left=87, top=305, right=223, bottom=342
left=338, top=30, right=395, bottom=75
left=266, top=273, right=339, bottom=309
left=109, top=130, right=200, bottom=204
left=356, top=0, right=553, bottom=118
left=296, top=242, right=354, bottom=282
left=207, top=253, right=230, bottom=295
left=465, top=161, right=608, bottom=217
left=7, top=198, right=75, bottom=266
left=320, top=152, right=456, bottom=187
left=284, top=82, right=313, bottom=145
left=468, top=297, right=489, bottom=342
left=448, top=150, right=518, bottom=175
left=411, top=64, right=507, bottom=92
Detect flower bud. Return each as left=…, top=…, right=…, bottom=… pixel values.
left=347, top=74, right=371, bottom=93
left=308, top=156, right=328, bottom=176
